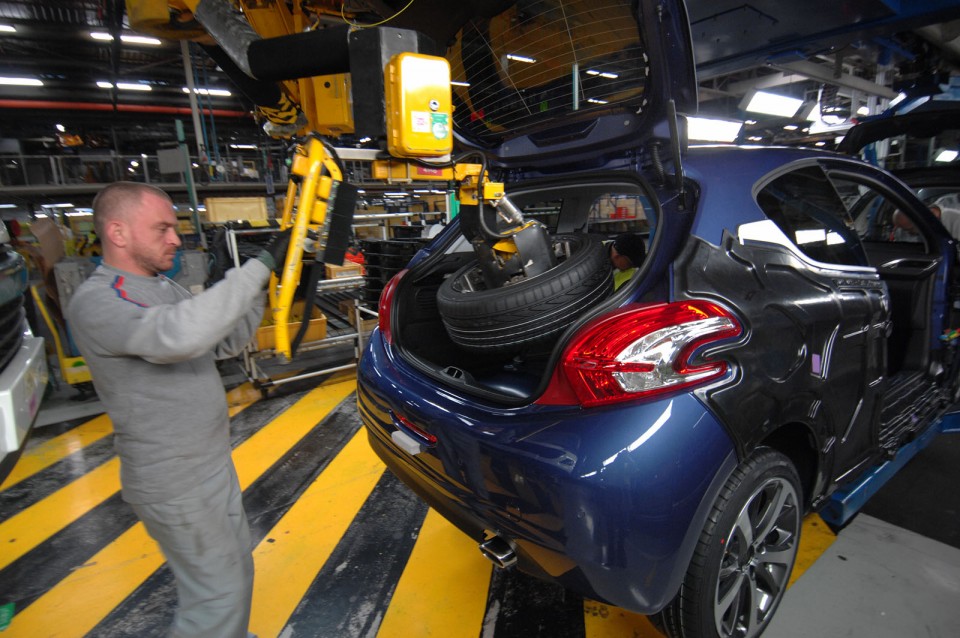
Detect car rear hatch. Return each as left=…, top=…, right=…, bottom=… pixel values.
left=377, top=0, right=699, bottom=404
left=443, top=0, right=697, bottom=170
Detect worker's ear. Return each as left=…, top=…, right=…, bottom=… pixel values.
left=104, top=219, right=128, bottom=248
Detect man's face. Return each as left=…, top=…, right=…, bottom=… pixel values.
left=125, top=191, right=182, bottom=276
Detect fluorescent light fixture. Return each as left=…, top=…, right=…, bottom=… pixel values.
left=98, top=81, right=152, bottom=91
left=747, top=136, right=764, bottom=142
left=687, top=116, right=743, bottom=143
left=229, top=144, right=257, bottom=150
left=182, top=87, right=232, bottom=97
left=0, top=204, right=17, bottom=209
left=857, top=105, right=870, bottom=116
left=586, top=69, right=619, bottom=79
left=783, top=124, right=798, bottom=131
left=42, top=203, right=74, bottom=208
left=0, top=24, right=15, bottom=33
left=743, top=90, right=804, bottom=118
left=506, top=53, right=536, bottom=64
left=936, top=149, right=958, bottom=163
left=451, top=80, right=470, bottom=87
left=889, top=92, right=907, bottom=107
left=91, top=31, right=162, bottom=46
left=55, top=124, right=65, bottom=132
left=587, top=98, right=609, bottom=105
left=0, top=76, right=42, bottom=87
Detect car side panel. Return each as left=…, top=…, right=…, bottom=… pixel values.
left=674, top=233, right=888, bottom=489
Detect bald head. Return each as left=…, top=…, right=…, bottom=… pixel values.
left=93, top=182, right=172, bottom=238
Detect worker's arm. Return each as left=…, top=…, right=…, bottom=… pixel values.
left=68, top=259, right=270, bottom=365
left=212, top=294, right=265, bottom=360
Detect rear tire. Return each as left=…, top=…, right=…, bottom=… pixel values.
left=658, top=448, right=802, bottom=638
left=436, top=233, right=612, bottom=354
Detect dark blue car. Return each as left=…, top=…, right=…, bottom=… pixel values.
left=357, top=1, right=960, bottom=636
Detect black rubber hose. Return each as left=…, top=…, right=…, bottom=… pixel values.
left=194, top=0, right=350, bottom=81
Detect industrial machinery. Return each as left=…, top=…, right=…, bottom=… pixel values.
left=124, top=0, right=561, bottom=361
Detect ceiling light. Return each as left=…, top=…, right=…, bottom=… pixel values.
left=90, top=31, right=162, bottom=46
left=229, top=144, right=257, bottom=150
left=587, top=98, right=609, bottom=105
left=183, top=87, right=232, bottom=97
left=98, top=81, right=152, bottom=91
left=55, top=124, right=65, bottom=132
left=783, top=124, right=799, bottom=131
left=742, top=90, right=804, bottom=118
left=0, top=76, right=43, bottom=87
left=0, top=24, right=15, bottom=33
left=451, top=80, right=470, bottom=87
left=935, top=149, right=958, bottom=163
left=857, top=105, right=870, bottom=116
left=506, top=54, right=536, bottom=64
left=586, top=69, right=619, bottom=79
left=687, top=117, right=743, bottom=143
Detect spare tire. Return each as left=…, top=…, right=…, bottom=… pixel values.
left=436, top=234, right=613, bottom=354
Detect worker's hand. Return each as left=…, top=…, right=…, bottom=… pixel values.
left=258, top=227, right=293, bottom=275
left=206, top=227, right=233, bottom=286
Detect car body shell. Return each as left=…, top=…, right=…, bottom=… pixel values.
left=358, top=142, right=959, bottom=612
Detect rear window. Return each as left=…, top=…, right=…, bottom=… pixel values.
left=448, top=0, right=650, bottom=145
left=756, top=165, right=867, bottom=266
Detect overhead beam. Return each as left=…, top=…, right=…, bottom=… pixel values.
left=769, top=60, right=898, bottom=99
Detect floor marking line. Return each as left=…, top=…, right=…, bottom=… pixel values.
left=6, top=381, right=355, bottom=638
left=249, top=428, right=386, bottom=638
left=0, top=458, right=121, bottom=570
left=0, top=414, right=113, bottom=492
left=375, top=509, right=493, bottom=638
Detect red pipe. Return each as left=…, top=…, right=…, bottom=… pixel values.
left=0, top=99, right=249, bottom=118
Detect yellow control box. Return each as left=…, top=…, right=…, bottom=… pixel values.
left=384, top=52, right=453, bottom=158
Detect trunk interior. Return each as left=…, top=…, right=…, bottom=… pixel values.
left=390, top=174, right=658, bottom=402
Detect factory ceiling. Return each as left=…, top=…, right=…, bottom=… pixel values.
left=0, top=0, right=959, bottom=155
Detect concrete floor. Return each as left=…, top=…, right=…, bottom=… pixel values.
left=2, top=374, right=959, bottom=637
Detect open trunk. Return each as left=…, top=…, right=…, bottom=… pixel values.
left=388, top=172, right=662, bottom=403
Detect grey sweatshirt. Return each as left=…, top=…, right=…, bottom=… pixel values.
left=66, top=259, right=269, bottom=504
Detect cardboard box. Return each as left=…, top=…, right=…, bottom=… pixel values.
left=324, top=261, right=363, bottom=279
left=255, top=302, right=327, bottom=351
left=204, top=197, right=268, bottom=223
left=337, top=299, right=378, bottom=332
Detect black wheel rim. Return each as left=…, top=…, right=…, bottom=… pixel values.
left=714, top=476, right=800, bottom=638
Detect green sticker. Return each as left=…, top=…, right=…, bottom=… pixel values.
left=431, top=113, right=449, bottom=140
left=0, top=602, right=14, bottom=631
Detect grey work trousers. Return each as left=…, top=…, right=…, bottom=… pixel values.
left=131, top=461, right=254, bottom=638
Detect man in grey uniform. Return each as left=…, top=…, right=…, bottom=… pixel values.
left=67, top=182, right=290, bottom=637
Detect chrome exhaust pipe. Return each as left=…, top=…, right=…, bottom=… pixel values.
left=479, top=535, right=518, bottom=569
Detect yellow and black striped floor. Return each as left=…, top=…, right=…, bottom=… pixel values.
left=3, top=372, right=952, bottom=637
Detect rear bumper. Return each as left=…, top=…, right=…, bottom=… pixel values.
left=0, top=335, right=47, bottom=453
left=357, top=333, right=737, bottom=613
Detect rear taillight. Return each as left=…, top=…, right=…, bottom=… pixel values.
left=377, top=269, right=407, bottom=345
left=537, top=300, right=742, bottom=407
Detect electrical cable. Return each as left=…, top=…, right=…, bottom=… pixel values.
left=340, top=0, right=417, bottom=28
